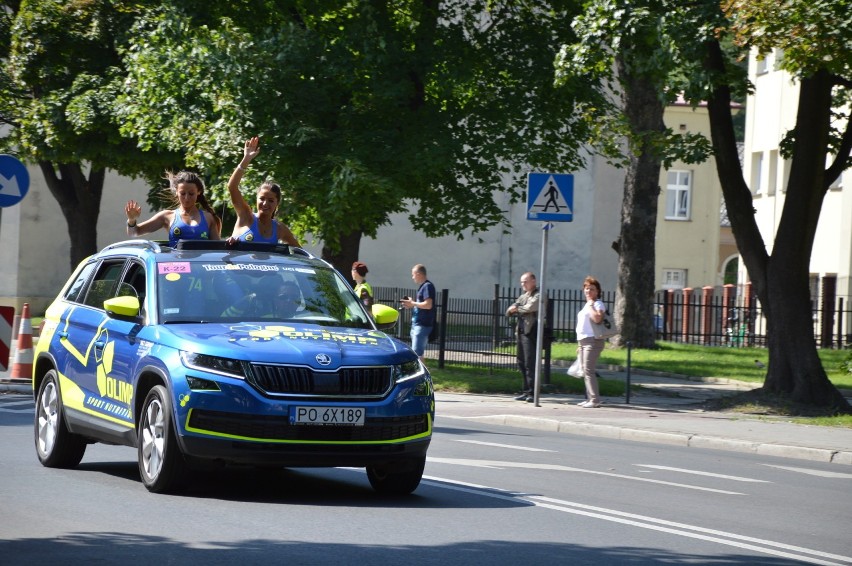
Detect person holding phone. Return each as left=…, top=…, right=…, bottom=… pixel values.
left=575, top=276, right=607, bottom=408
left=400, top=264, right=435, bottom=363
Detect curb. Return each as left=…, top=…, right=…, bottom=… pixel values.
left=440, top=413, right=852, bottom=466
left=0, top=381, right=33, bottom=394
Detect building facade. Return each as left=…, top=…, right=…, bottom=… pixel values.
left=0, top=168, right=155, bottom=314
left=654, top=100, right=738, bottom=293
left=2, top=101, right=746, bottom=313
left=742, top=49, right=851, bottom=302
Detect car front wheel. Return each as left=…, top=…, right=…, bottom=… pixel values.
left=366, top=456, right=426, bottom=495
left=138, top=385, right=187, bottom=493
left=34, top=370, right=87, bottom=468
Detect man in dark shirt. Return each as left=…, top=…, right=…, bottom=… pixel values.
left=400, top=264, right=435, bottom=363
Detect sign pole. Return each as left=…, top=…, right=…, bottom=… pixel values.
left=526, top=171, right=573, bottom=407
left=532, top=222, right=551, bottom=406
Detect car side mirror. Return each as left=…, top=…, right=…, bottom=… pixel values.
left=372, top=303, right=399, bottom=330
left=104, top=296, right=141, bottom=318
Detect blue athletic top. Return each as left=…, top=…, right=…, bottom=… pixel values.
left=169, top=208, right=211, bottom=247
left=236, top=214, right=279, bottom=244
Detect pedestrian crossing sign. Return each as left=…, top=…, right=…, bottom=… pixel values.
left=527, top=173, right=573, bottom=222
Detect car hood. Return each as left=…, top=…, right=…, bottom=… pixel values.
left=151, top=322, right=411, bottom=369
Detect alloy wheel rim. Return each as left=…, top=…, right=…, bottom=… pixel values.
left=141, top=399, right=165, bottom=479
left=37, top=381, right=58, bottom=455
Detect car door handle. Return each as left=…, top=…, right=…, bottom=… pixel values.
left=95, top=340, right=105, bottom=351
left=58, top=331, right=68, bottom=339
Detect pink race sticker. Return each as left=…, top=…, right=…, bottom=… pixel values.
left=158, top=262, right=191, bottom=274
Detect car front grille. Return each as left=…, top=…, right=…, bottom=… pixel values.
left=188, top=410, right=429, bottom=442
left=247, top=364, right=393, bottom=398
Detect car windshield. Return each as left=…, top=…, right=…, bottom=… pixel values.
left=155, top=258, right=372, bottom=328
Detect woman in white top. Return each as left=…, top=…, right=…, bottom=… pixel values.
left=575, top=276, right=607, bottom=407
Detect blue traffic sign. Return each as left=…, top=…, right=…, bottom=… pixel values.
left=0, top=154, right=30, bottom=208
left=527, top=173, right=573, bottom=222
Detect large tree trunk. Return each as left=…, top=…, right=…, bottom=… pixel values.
left=612, top=56, right=665, bottom=349
left=703, top=42, right=850, bottom=411
left=760, top=70, right=849, bottom=410
left=39, top=162, right=105, bottom=272
left=321, top=229, right=363, bottom=283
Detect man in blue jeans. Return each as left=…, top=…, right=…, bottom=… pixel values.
left=400, top=264, right=435, bottom=363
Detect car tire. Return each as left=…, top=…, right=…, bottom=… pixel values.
left=138, top=385, right=187, bottom=493
left=366, top=456, right=426, bottom=495
left=34, top=370, right=87, bottom=468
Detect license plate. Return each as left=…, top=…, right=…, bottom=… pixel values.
left=293, top=406, right=365, bottom=426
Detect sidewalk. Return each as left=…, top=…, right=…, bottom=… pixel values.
left=435, top=367, right=852, bottom=466
left=4, top=365, right=852, bottom=466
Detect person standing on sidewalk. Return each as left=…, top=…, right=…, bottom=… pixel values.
left=400, top=264, right=435, bottom=363
left=506, top=272, right=540, bottom=402
left=576, top=276, right=606, bottom=407
left=351, top=262, right=374, bottom=308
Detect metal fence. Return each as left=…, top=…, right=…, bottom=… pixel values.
left=374, top=284, right=852, bottom=372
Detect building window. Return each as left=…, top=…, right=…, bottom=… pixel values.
left=662, top=269, right=687, bottom=290
left=773, top=49, right=784, bottom=70
left=768, top=150, right=778, bottom=195
left=665, top=170, right=691, bottom=220
left=751, top=152, right=763, bottom=195
left=756, top=56, right=769, bottom=75
left=723, top=257, right=739, bottom=285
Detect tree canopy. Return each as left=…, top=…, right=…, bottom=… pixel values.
left=0, top=0, right=181, bottom=269
left=110, top=0, right=593, bottom=272
left=554, top=0, right=717, bottom=348
left=3, top=0, right=598, bottom=273
left=555, top=0, right=850, bottom=409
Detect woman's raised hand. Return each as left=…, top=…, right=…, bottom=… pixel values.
left=243, top=136, right=260, bottom=162
left=125, top=200, right=142, bottom=221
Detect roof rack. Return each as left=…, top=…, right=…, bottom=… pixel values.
left=171, top=240, right=315, bottom=257
left=101, top=240, right=163, bottom=253
left=101, top=239, right=315, bottom=258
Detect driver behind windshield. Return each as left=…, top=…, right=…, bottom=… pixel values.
left=222, top=275, right=301, bottom=319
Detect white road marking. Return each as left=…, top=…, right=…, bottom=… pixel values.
left=420, top=476, right=852, bottom=566
left=636, top=464, right=770, bottom=482
left=452, top=439, right=555, bottom=452
left=762, top=464, right=852, bottom=479
left=427, top=457, right=744, bottom=494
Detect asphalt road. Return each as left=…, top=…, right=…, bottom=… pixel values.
left=2, top=393, right=851, bottom=565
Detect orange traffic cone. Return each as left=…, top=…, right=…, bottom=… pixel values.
left=9, top=303, right=33, bottom=382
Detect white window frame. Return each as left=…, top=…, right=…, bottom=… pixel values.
left=665, top=170, right=692, bottom=220
left=662, top=269, right=687, bottom=290
left=751, top=152, right=763, bottom=195
left=768, top=150, right=778, bottom=195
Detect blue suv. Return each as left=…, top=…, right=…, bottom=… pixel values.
left=33, top=240, right=433, bottom=494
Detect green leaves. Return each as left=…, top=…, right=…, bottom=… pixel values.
left=723, top=0, right=852, bottom=78
left=110, top=0, right=594, bottom=252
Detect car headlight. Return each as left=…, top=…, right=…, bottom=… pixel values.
left=393, top=358, right=426, bottom=384
left=180, top=351, right=246, bottom=379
